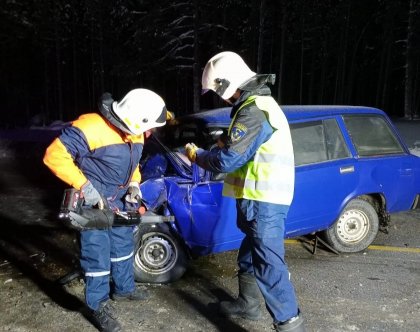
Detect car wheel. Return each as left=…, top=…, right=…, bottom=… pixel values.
left=133, top=223, right=188, bottom=284
left=322, top=198, right=379, bottom=253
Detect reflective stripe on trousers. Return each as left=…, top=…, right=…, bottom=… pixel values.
left=80, top=226, right=135, bottom=311
left=236, top=199, right=299, bottom=323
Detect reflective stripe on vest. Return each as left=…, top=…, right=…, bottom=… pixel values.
left=223, top=96, right=294, bottom=205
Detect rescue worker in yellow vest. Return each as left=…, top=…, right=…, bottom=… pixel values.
left=185, top=52, right=306, bottom=332
left=44, top=89, right=168, bottom=332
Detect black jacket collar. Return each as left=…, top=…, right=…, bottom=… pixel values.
left=230, top=85, right=272, bottom=119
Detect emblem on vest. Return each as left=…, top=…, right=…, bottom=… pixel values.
left=230, top=123, right=248, bottom=142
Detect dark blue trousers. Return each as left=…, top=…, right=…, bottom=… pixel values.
left=80, top=226, right=135, bottom=311
left=236, top=199, right=299, bottom=323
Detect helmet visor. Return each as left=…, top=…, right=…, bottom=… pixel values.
left=156, top=106, right=168, bottom=125
left=214, top=78, right=230, bottom=98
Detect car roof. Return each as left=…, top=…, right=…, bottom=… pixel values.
left=176, top=105, right=386, bottom=127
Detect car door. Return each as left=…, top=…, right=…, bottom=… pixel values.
left=185, top=164, right=242, bottom=255
left=286, top=117, right=358, bottom=237
left=342, top=114, right=419, bottom=212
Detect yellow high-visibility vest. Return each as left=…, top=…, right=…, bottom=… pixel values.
left=223, top=96, right=295, bottom=205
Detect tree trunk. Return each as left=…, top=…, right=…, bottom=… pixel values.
left=299, top=1, right=305, bottom=104
left=72, top=19, right=79, bottom=118
left=43, top=48, right=50, bottom=124
left=380, top=38, right=392, bottom=112
left=256, top=0, right=266, bottom=73
left=277, top=2, right=286, bottom=104
left=404, top=0, right=415, bottom=119
left=318, top=42, right=327, bottom=104
left=192, top=0, right=200, bottom=113
left=346, top=19, right=370, bottom=105
left=98, top=6, right=105, bottom=94
left=89, top=18, right=96, bottom=111
left=334, top=2, right=350, bottom=104
left=54, top=21, right=63, bottom=120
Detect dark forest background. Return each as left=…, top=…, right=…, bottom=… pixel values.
left=1, top=0, right=420, bottom=128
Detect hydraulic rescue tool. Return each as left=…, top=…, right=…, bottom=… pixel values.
left=58, top=188, right=174, bottom=230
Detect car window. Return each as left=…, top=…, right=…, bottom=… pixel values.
left=162, top=122, right=223, bottom=151
left=291, top=119, right=350, bottom=166
left=343, top=115, right=404, bottom=156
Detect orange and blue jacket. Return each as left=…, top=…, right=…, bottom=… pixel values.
left=43, top=113, right=143, bottom=206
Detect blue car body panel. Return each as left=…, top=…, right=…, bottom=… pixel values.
left=140, top=106, right=420, bottom=256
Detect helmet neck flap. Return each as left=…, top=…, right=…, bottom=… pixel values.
left=98, top=92, right=133, bottom=135
left=239, top=74, right=276, bottom=91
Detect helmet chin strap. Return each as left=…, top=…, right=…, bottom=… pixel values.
left=98, top=93, right=134, bottom=135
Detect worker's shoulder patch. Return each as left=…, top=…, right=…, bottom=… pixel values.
left=230, top=122, right=248, bottom=142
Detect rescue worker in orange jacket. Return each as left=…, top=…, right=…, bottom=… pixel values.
left=44, top=88, right=168, bottom=332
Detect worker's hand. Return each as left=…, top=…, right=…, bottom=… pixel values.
left=125, top=182, right=141, bottom=204
left=81, top=181, right=103, bottom=208
left=185, top=143, right=198, bottom=163
left=216, top=137, right=225, bottom=149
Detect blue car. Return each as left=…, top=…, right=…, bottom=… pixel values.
left=134, top=106, right=420, bottom=283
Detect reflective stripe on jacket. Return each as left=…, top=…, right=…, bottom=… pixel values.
left=222, top=96, right=295, bottom=205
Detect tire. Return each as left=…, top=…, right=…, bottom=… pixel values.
left=133, top=223, right=188, bottom=284
left=321, top=198, right=379, bottom=253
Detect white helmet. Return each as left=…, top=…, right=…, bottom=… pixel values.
left=201, top=51, right=256, bottom=99
left=112, top=88, right=167, bottom=135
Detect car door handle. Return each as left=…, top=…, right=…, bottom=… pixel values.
left=340, top=166, right=354, bottom=174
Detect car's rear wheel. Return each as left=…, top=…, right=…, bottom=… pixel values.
left=133, top=223, right=188, bottom=284
left=321, top=198, right=379, bottom=253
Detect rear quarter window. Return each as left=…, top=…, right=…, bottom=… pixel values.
left=290, top=118, right=350, bottom=166
left=343, top=115, right=404, bottom=156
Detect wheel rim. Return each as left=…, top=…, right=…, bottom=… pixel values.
left=336, top=208, right=370, bottom=243
left=135, top=233, right=178, bottom=275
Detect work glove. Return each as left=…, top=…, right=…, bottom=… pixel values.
left=81, top=181, right=103, bottom=208
left=166, top=110, right=175, bottom=121
left=125, top=182, right=141, bottom=204
left=185, top=143, right=199, bottom=163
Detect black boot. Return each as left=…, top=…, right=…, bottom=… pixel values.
left=219, top=273, right=262, bottom=320
left=274, top=313, right=306, bottom=332
left=91, top=301, right=122, bottom=332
